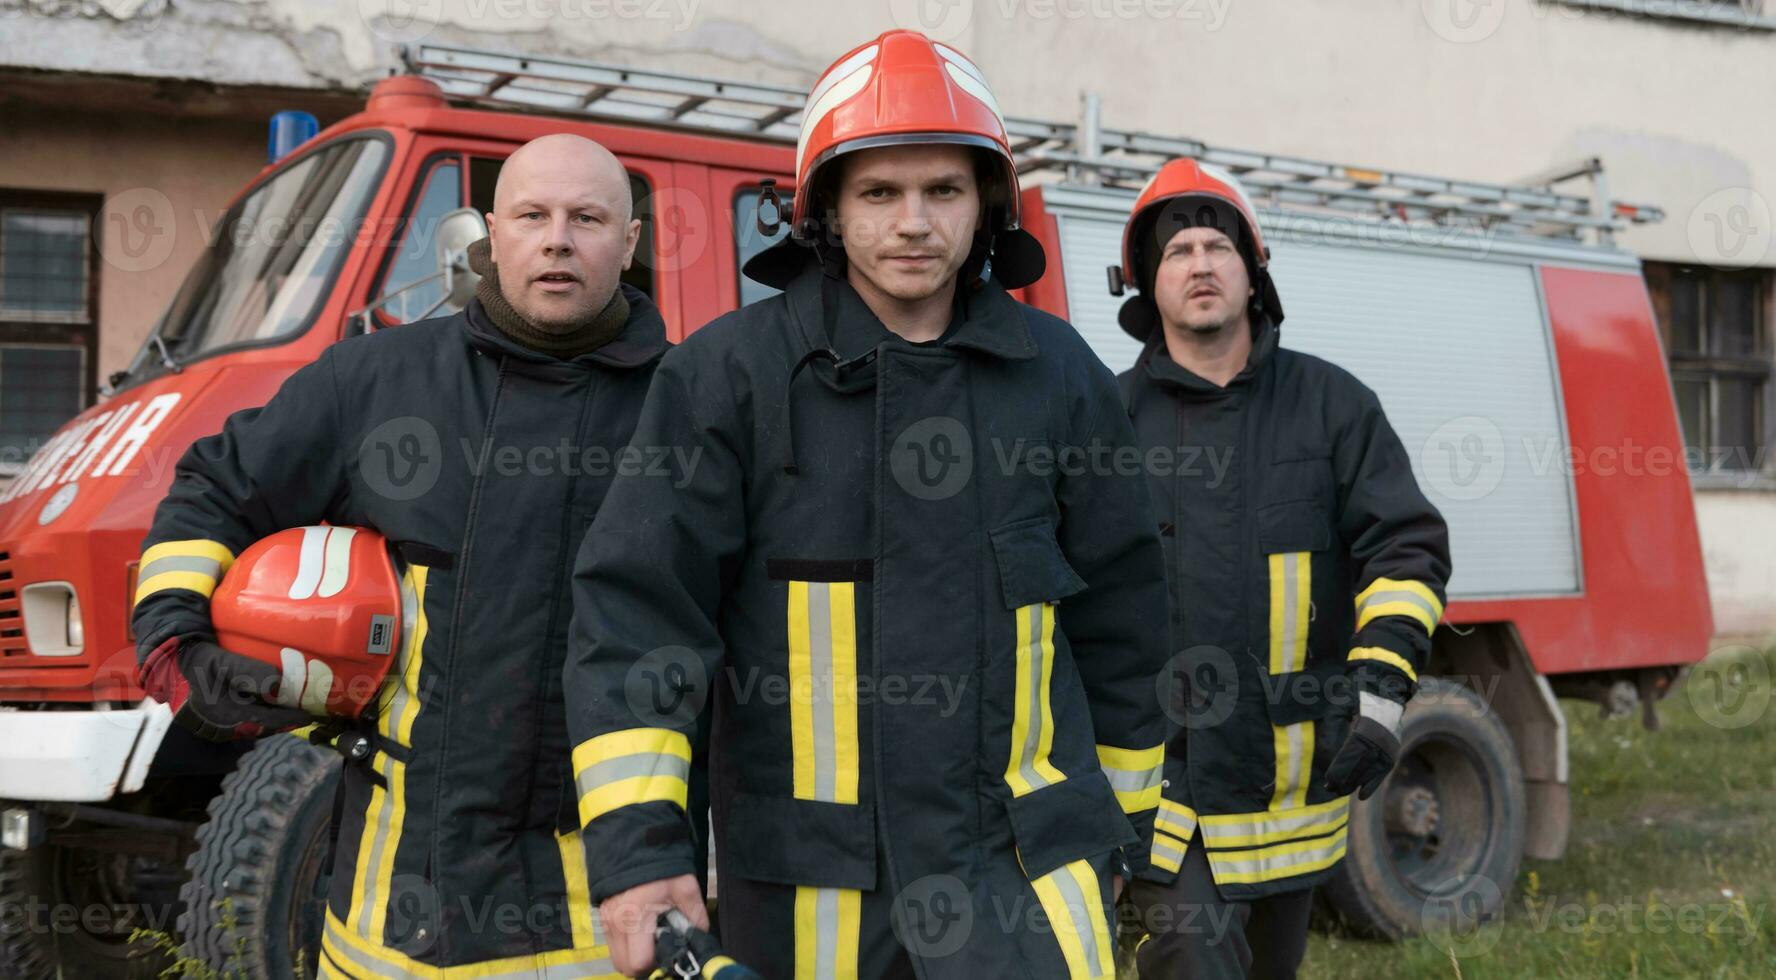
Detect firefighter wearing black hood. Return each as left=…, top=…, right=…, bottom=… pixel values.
left=565, top=30, right=1169, bottom=980
left=1113, top=159, right=1452, bottom=979
left=132, top=135, right=664, bottom=978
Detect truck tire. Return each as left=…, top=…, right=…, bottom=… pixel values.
left=1319, top=677, right=1525, bottom=940
left=178, top=735, right=340, bottom=979
left=0, top=829, right=173, bottom=979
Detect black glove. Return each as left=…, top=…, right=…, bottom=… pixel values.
left=139, top=637, right=313, bottom=742
left=1324, top=665, right=1410, bottom=800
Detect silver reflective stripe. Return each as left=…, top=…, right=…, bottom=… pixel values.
left=1358, top=588, right=1439, bottom=625
left=809, top=581, right=837, bottom=803
left=1280, top=557, right=1302, bottom=673
left=1201, top=798, right=1350, bottom=845
left=1153, top=836, right=1187, bottom=868
left=137, top=554, right=223, bottom=583
left=573, top=751, right=692, bottom=802
left=1101, top=761, right=1162, bottom=795
left=1155, top=805, right=1197, bottom=842
left=356, top=753, right=397, bottom=940
left=1049, top=866, right=1108, bottom=978
left=1208, top=833, right=1347, bottom=880
left=816, top=887, right=839, bottom=978
left=1015, top=603, right=1059, bottom=792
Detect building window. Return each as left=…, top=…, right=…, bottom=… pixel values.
left=0, top=192, right=100, bottom=474
left=1646, top=262, right=1771, bottom=476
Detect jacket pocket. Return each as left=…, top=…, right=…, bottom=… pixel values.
left=1256, top=501, right=1331, bottom=555
left=989, top=517, right=1087, bottom=610
left=1004, top=777, right=1137, bottom=882
left=721, top=792, right=876, bottom=890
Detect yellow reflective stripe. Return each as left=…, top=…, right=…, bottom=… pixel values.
left=1006, top=602, right=1067, bottom=796
left=134, top=539, right=235, bottom=605
left=1031, top=859, right=1114, bottom=978
left=377, top=565, right=430, bottom=748
left=572, top=728, right=692, bottom=826
left=1267, top=552, right=1309, bottom=675
left=1155, top=799, right=1198, bottom=842
left=1200, top=797, right=1351, bottom=848
left=556, top=831, right=600, bottom=949
left=346, top=752, right=404, bottom=940
left=1205, top=826, right=1348, bottom=886
left=1150, top=830, right=1187, bottom=874
left=1349, top=645, right=1418, bottom=682
left=1096, top=742, right=1164, bottom=814
left=324, top=909, right=620, bottom=978
left=793, top=885, right=860, bottom=980
left=1268, top=720, right=1313, bottom=812
left=788, top=581, right=861, bottom=805
left=1354, top=577, right=1443, bottom=634
left=703, top=956, right=740, bottom=977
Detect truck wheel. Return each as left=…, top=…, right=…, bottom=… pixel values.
left=178, top=736, right=340, bottom=979
left=0, top=830, right=174, bottom=979
left=1320, top=677, right=1525, bottom=940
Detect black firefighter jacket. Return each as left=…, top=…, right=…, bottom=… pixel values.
left=132, top=289, right=666, bottom=978
left=564, top=264, right=1170, bottom=977
left=1119, top=314, right=1451, bottom=901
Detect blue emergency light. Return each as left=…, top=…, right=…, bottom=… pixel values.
left=267, top=110, right=319, bottom=163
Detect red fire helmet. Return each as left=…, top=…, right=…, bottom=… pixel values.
left=746, top=29, right=1046, bottom=289
left=209, top=526, right=409, bottom=720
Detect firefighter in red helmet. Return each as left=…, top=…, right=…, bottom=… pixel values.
left=132, top=134, right=666, bottom=978
left=1112, top=158, right=1452, bottom=978
left=567, top=30, right=1169, bottom=979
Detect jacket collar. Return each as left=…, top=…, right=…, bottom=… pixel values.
left=1139, top=311, right=1280, bottom=398
left=462, top=283, right=668, bottom=371
left=783, top=263, right=1038, bottom=384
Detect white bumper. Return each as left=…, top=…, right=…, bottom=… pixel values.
left=0, top=701, right=173, bottom=802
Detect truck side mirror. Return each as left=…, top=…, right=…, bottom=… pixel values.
left=435, top=208, right=487, bottom=310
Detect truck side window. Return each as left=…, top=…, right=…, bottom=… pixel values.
left=375, top=157, right=464, bottom=325
left=468, top=158, right=655, bottom=299
left=733, top=188, right=792, bottom=307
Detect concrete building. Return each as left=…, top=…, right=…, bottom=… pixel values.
left=1, top=0, right=1771, bottom=632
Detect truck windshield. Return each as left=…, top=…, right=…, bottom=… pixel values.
left=125, top=135, right=389, bottom=379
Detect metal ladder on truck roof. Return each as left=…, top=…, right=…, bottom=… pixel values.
left=400, top=42, right=1662, bottom=245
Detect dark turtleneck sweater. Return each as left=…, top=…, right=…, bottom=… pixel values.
left=466, top=237, right=630, bottom=359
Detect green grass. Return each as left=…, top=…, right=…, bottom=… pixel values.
left=1300, top=640, right=1776, bottom=980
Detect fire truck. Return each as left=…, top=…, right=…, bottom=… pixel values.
left=0, top=43, right=1712, bottom=978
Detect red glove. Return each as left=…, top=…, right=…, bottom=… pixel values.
left=140, top=637, right=313, bottom=742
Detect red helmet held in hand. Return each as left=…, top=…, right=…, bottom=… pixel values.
left=209, top=525, right=410, bottom=720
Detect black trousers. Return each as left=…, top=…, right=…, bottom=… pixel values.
left=1126, top=831, right=1312, bottom=980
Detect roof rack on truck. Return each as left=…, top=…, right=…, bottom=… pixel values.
left=399, top=42, right=1662, bottom=244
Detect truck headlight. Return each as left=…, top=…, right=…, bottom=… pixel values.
left=21, top=582, right=84, bottom=657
